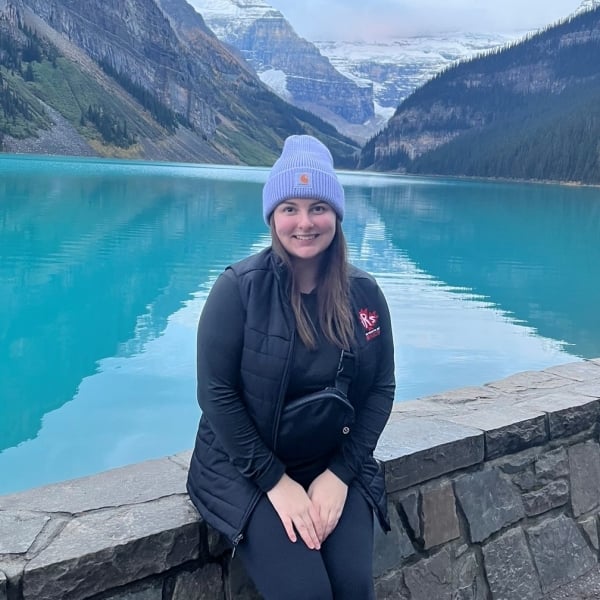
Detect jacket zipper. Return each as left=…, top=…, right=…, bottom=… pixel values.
left=231, top=532, right=244, bottom=558
left=232, top=260, right=301, bottom=556
left=230, top=488, right=261, bottom=558
left=271, top=325, right=295, bottom=453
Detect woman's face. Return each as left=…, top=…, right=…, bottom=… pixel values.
left=272, top=198, right=337, bottom=263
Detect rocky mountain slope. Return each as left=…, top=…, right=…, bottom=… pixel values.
left=187, top=0, right=375, bottom=141
left=359, top=4, right=600, bottom=184
left=0, top=0, right=358, bottom=165
left=186, top=1, right=559, bottom=144
left=315, top=32, right=522, bottom=122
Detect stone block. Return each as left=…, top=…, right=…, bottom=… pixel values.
left=0, top=511, right=49, bottom=554
left=390, top=399, right=453, bottom=417
left=483, top=416, right=547, bottom=459
left=169, top=450, right=193, bottom=470
left=403, top=546, right=486, bottom=600
left=508, top=448, right=569, bottom=496
left=454, top=468, right=525, bottom=543
left=517, top=390, right=600, bottom=439
left=439, top=406, right=547, bottom=459
left=486, top=370, right=572, bottom=396
left=569, top=441, right=600, bottom=517
left=534, top=447, right=569, bottom=484
left=571, top=380, right=600, bottom=398
left=522, top=480, right=569, bottom=516
left=417, top=385, right=503, bottom=405
left=398, top=490, right=420, bottom=540
left=579, top=516, right=600, bottom=551
left=403, top=546, right=452, bottom=600
left=0, top=457, right=189, bottom=514
left=526, top=514, right=596, bottom=594
left=482, top=527, right=542, bottom=599
left=21, top=495, right=201, bottom=600
left=510, top=464, right=537, bottom=492
left=497, top=452, right=535, bottom=475
left=376, top=415, right=483, bottom=492
left=373, top=504, right=416, bottom=577
left=374, top=572, right=410, bottom=600
left=207, top=526, right=230, bottom=558
left=544, top=360, right=600, bottom=382
left=541, top=566, right=600, bottom=600
left=0, top=558, right=25, bottom=588
left=420, top=481, right=460, bottom=550
left=447, top=549, right=486, bottom=600
left=171, top=564, right=224, bottom=600
left=101, top=579, right=163, bottom=599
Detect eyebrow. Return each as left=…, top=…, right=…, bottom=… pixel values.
left=280, top=199, right=327, bottom=206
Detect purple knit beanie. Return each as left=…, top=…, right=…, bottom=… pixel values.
left=262, top=135, right=345, bottom=225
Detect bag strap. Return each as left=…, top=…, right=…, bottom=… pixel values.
left=334, top=349, right=355, bottom=396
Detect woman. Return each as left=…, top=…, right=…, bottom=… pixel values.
left=187, top=135, right=395, bottom=599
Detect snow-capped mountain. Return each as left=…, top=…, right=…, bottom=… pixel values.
left=186, top=0, right=521, bottom=140
left=185, top=0, right=594, bottom=142
left=187, top=0, right=375, bottom=135
left=315, top=32, right=524, bottom=123
left=576, top=0, right=600, bottom=14
left=360, top=1, right=600, bottom=186
left=316, top=0, right=598, bottom=127
left=186, top=0, right=275, bottom=38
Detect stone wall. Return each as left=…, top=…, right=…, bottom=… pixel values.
left=1, top=359, right=600, bottom=600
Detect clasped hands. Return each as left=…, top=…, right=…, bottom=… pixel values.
left=266, top=469, right=348, bottom=550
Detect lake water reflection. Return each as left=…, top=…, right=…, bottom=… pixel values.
left=1, top=154, right=599, bottom=494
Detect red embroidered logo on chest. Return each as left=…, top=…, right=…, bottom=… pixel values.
left=358, top=308, right=380, bottom=341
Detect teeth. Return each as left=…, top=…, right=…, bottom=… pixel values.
left=295, top=235, right=317, bottom=240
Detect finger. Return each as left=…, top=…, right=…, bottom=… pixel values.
left=310, top=509, right=325, bottom=549
left=324, top=506, right=343, bottom=539
left=282, top=516, right=297, bottom=543
left=319, top=511, right=328, bottom=542
left=311, top=504, right=326, bottom=542
left=304, top=518, right=321, bottom=550
left=311, top=509, right=324, bottom=543
left=323, top=515, right=339, bottom=540
left=295, top=516, right=321, bottom=550
left=320, top=511, right=333, bottom=540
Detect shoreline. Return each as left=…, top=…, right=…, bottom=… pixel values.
left=1, top=149, right=598, bottom=189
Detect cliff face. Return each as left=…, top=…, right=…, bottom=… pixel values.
left=0, top=0, right=359, bottom=164
left=189, top=0, right=374, bottom=129
left=361, top=6, right=600, bottom=175
left=20, top=0, right=235, bottom=138
left=315, top=33, right=521, bottom=124
left=238, top=16, right=373, bottom=122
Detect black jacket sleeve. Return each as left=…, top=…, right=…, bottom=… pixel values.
left=328, top=284, right=395, bottom=484
left=196, top=270, right=286, bottom=492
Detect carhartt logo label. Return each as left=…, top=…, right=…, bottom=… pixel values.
left=358, top=308, right=380, bottom=341
left=298, top=173, right=310, bottom=185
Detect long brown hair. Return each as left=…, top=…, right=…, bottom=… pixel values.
left=271, top=219, right=354, bottom=350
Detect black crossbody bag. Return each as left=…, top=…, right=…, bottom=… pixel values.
left=276, top=350, right=355, bottom=466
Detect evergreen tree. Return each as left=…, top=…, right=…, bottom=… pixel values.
left=24, top=63, right=34, bottom=82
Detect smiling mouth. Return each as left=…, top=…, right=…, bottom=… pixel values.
left=294, top=234, right=318, bottom=240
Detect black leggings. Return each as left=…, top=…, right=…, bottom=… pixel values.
left=235, top=485, right=375, bottom=600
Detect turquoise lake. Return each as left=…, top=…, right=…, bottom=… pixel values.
left=1, top=154, right=599, bottom=495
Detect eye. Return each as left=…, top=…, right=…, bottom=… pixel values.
left=279, top=204, right=296, bottom=213
left=311, top=204, right=328, bottom=213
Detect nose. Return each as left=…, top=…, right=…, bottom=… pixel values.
left=297, top=209, right=314, bottom=229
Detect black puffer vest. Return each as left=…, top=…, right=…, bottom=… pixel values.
left=187, top=248, right=394, bottom=545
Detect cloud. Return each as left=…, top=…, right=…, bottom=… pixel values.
left=268, top=0, right=582, bottom=40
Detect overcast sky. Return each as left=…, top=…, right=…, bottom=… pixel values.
left=266, top=0, right=585, bottom=41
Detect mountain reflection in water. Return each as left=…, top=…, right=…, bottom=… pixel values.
left=0, top=156, right=598, bottom=494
